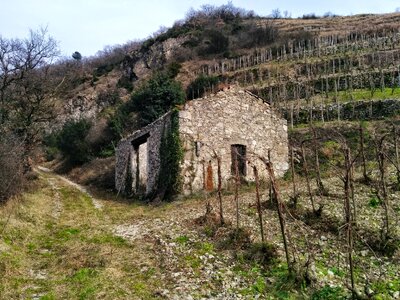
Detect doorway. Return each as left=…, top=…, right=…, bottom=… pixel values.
left=231, top=144, right=247, bottom=177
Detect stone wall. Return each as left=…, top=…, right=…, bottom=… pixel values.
left=116, top=88, right=289, bottom=198
left=115, top=112, right=172, bottom=196
left=284, top=99, right=400, bottom=125
left=179, top=88, right=289, bottom=195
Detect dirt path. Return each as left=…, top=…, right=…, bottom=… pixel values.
left=0, top=168, right=253, bottom=299
left=36, top=166, right=104, bottom=210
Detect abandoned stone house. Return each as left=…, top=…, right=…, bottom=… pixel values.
left=115, top=87, right=288, bottom=197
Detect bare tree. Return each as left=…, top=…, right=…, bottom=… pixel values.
left=0, top=27, right=59, bottom=170
left=0, top=133, right=25, bottom=202
left=271, top=8, right=281, bottom=19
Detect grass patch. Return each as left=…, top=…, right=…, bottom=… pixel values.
left=69, top=268, right=98, bottom=299
left=368, top=195, right=381, bottom=208
left=88, top=233, right=127, bottom=247
left=311, top=285, right=347, bottom=300
left=184, top=254, right=202, bottom=269
left=175, top=235, right=190, bottom=245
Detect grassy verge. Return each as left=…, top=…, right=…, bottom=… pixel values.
left=0, top=173, right=162, bottom=299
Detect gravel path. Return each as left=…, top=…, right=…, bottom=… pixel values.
left=36, top=166, right=103, bottom=210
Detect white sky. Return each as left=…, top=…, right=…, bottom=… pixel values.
left=1, top=0, right=399, bottom=58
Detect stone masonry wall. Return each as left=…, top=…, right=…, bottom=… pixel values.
left=115, top=112, right=172, bottom=196
left=179, top=88, right=288, bottom=195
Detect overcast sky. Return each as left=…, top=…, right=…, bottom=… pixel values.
left=1, top=0, right=399, bottom=58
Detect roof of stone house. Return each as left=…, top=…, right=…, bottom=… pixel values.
left=183, top=86, right=270, bottom=109
left=118, top=110, right=173, bottom=144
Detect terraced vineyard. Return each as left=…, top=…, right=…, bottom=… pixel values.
left=182, top=18, right=400, bottom=126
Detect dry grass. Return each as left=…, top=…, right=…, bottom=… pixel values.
left=1, top=159, right=399, bottom=299
left=0, top=172, right=164, bottom=299
left=268, top=13, right=400, bottom=37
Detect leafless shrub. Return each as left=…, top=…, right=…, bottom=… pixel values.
left=0, top=133, right=25, bottom=203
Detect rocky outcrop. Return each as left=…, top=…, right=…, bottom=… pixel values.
left=123, top=37, right=188, bottom=80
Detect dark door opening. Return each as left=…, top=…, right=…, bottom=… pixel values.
left=131, top=133, right=150, bottom=194
left=231, top=144, right=247, bottom=177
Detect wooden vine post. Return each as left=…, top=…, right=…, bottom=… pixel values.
left=253, top=166, right=265, bottom=243
left=359, top=123, right=370, bottom=183
left=301, top=140, right=317, bottom=213
left=343, top=147, right=355, bottom=299
left=393, top=125, right=400, bottom=186
left=290, top=146, right=298, bottom=205
left=217, top=156, right=224, bottom=225
left=261, top=156, right=292, bottom=274
left=234, top=153, right=240, bottom=230
left=376, top=135, right=390, bottom=241
left=310, top=126, right=325, bottom=195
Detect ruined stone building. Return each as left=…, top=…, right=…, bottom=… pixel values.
left=115, top=87, right=288, bottom=198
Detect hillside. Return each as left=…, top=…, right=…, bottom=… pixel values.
left=1, top=6, right=400, bottom=299
left=47, top=12, right=400, bottom=116
left=35, top=10, right=400, bottom=178
left=51, top=11, right=400, bottom=129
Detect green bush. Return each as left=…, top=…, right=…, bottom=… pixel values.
left=57, top=120, right=92, bottom=165
left=186, top=74, right=220, bottom=100
left=157, top=110, right=183, bottom=200
left=43, top=132, right=60, bottom=161
left=107, top=99, right=137, bottom=142
left=131, top=72, right=185, bottom=126
left=116, top=76, right=133, bottom=92
left=201, top=30, right=229, bottom=55
left=97, top=144, right=115, bottom=158
left=369, top=195, right=381, bottom=208
left=93, top=63, right=114, bottom=77
left=311, top=286, right=346, bottom=300
left=165, top=62, right=182, bottom=78
left=155, top=23, right=194, bottom=43
left=140, top=38, right=155, bottom=53
left=244, top=24, right=279, bottom=48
